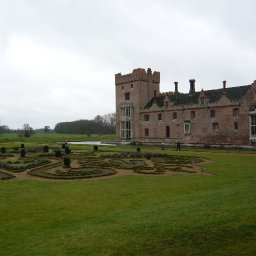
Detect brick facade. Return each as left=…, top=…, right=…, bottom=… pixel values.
left=115, top=68, right=256, bottom=146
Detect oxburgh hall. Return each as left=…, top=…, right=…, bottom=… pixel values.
left=115, top=68, right=256, bottom=146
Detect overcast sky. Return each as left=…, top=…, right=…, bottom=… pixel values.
left=1, top=0, right=256, bottom=129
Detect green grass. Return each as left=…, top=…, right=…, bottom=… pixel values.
left=0, top=136, right=256, bottom=255
left=0, top=133, right=116, bottom=147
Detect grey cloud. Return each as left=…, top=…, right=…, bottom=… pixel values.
left=0, top=0, right=255, bottom=128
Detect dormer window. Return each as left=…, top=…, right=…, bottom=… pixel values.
left=164, top=101, right=168, bottom=108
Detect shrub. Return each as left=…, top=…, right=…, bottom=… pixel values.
left=62, top=143, right=66, bottom=149
left=21, top=144, right=25, bottom=148
left=145, top=153, right=151, bottom=160
left=55, top=150, right=62, bottom=157
left=63, top=157, right=71, bottom=167
left=24, top=132, right=30, bottom=137
left=94, top=145, right=99, bottom=151
left=219, top=144, right=224, bottom=150
left=27, top=148, right=36, bottom=153
left=43, top=145, right=49, bottom=153
left=136, top=147, right=141, bottom=153
left=20, top=149, right=26, bottom=157
left=0, top=147, right=6, bottom=153
left=65, top=146, right=71, bottom=154
left=203, top=144, right=211, bottom=149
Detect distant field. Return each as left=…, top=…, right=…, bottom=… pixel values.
left=0, top=135, right=256, bottom=255
left=0, top=133, right=116, bottom=147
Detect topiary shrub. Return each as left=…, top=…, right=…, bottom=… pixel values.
left=0, top=171, right=15, bottom=180
left=145, top=153, right=151, bottom=160
left=62, top=143, right=66, bottom=149
left=55, top=150, right=62, bottom=157
left=43, top=145, right=49, bottom=153
left=65, top=146, right=71, bottom=154
left=136, top=147, right=141, bottom=153
left=0, top=147, right=6, bottom=153
left=27, top=148, right=36, bottom=153
left=93, top=145, right=98, bottom=151
left=203, top=144, right=211, bottom=149
left=20, top=149, right=26, bottom=157
left=63, top=157, right=71, bottom=167
left=21, top=144, right=25, bottom=148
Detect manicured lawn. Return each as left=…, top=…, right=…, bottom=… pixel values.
left=0, top=136, right=256, bottom=255
left=0, top=133, right=116, bottom=147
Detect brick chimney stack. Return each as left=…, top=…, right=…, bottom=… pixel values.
left=223, top=80, right=226, bottom=94
left=174, top=82, right=178, bottom=93
left=189, top=79, right=195, bottom=94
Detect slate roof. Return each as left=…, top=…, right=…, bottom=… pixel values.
left=145, top=85, right=251, bottom=109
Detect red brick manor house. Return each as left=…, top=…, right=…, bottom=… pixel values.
left=115, top=68, right=256, bottom=146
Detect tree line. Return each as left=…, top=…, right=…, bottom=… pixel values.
left=0, top=113, right=116, bottom=136
left=54, top=113, right=116, bottom=134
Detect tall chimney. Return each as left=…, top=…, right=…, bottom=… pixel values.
left=223, top=80, right=226, bottom=94
left=147, top=68, right=152, bottom=75
left=189, top=79, right=195, bottom=94
left=174, top=81, right=178, bottom=93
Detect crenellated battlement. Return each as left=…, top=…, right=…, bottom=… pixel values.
left=115, top=68, right=160, bottom=85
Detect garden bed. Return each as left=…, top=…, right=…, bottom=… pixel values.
left=0, top=171, right=15, bottom=180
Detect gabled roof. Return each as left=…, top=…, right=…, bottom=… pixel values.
left=145, top=85, right=251, bottom=109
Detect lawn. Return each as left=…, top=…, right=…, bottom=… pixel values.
left=0, top=134, right=256, bottom=255
left=0, top=133, right=116, bottom=147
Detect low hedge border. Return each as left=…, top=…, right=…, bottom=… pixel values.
left=0, top=159, right=50, bottom=172
left=28, top=166, right=116, bottom=179
left=0, top=171, right=15, bottom=180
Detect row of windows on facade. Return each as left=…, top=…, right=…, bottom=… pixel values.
left=120, top=116, right=256, bottom=139
left=120, top=117, right=256, bottom=139
left=143, top=108, right=239, bottom=121
left=143, top=122, right=240, bottom=137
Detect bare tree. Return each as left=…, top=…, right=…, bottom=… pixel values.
left=23, top=123, right=33, bottom=137
left=44, top=126, right=50, bottom=133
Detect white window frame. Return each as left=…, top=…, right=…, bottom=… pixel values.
left=121, top=121, right=132, bottom=140
left=251, top=115, right=256, bottom=136
left=184, top=122, right=190, bottom=134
